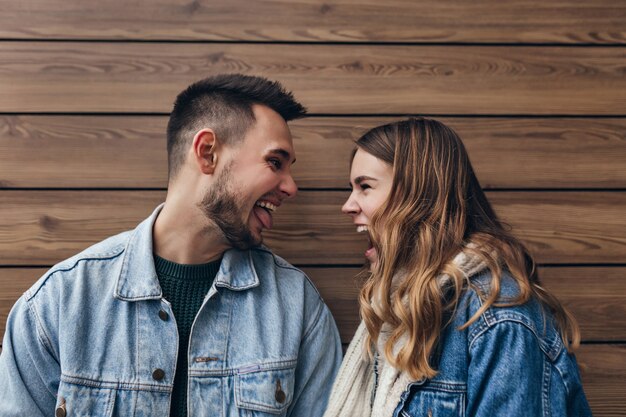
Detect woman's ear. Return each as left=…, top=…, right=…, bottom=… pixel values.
left=191, top=128, right=219, bottom=175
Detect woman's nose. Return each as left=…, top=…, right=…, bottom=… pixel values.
left=342, top=193, right=359, bottom=215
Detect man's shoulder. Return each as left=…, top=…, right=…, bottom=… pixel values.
left=25, top=229, right=132, bottom=301
left=250, top=247, right=324, bottom=300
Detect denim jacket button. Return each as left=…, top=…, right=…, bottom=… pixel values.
left=55, top=397, right=66, bottom=417
left=275, top=379, right=286, bottom=403
left=158, top=310, right=169, bottom=321
left=152, top=368, right=166, bottom=381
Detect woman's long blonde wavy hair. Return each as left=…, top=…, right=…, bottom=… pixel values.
left=356, top=117, right=580, bottom=380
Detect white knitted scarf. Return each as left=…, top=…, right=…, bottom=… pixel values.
left=323, top=249, right=488, bottom=417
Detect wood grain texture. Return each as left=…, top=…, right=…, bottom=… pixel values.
left=0, top=191, right=624, bottom=265
left=0, top=115, right=168, bottom=188
left=0, top=0, right=624, bottom=44
left=1, top=43, right=624, bottom=114
left=577, top=344, right=626, bottom=417
left=2, top=116, right=625, bottom=189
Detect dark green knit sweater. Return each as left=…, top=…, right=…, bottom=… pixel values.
left=154, top=254, right=221, bottom=417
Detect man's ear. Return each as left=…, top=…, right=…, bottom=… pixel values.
left=191, top=129, right=219, bottom=175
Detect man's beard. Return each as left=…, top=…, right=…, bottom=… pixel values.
left=198, top=164, right=260, bottom=250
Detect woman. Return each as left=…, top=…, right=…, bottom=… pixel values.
left=324, top=118, right=591, bottom=416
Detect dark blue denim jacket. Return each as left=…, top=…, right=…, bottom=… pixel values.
left=394, top=271, right=592, bottom=417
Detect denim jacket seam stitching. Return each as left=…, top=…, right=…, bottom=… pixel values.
left=468, top=318, right=552, bottom=359
left=23, top=345, right=58, bottom=401
left=215, top=282, right=258, bottom=291
left=272, top=255, right=325, bottom=301
left=239, top=359, right=299, bottom=373
left=424, top=381, right=467, bottom=393
left=134, top=301, right=140, bottom=395
left=26, top=247, right=126, bottom=302
left=105, top=389, right=116, bottom=417
left=189, top=369, right=236, bottom=377
left=464, top=290, right=494, bottom=343
left=237, top=399, right=287, bottom=414
left=542, top=355, right=551, bottom=417
left=25, top=297, right=59, bottom=364
left=551, top=355, right=573, bottom=398
left=61, top=373, right=170, bottom=392
left=492, top=316, right=560, bottom=360
left=21, top=301, right=58, bottom=401
left=190, top=359, right=297, bottom=377
left=222, top=291, right=235, bottom=369
left=301, top=302, right=325, bottom=342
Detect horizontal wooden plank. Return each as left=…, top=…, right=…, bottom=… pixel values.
left=0, top=115, right=168, bottom=188
left=576, top=344, right=626, bottom=417
left=0, top=269, right=623, bottom=416
left=0, top=191, right=624, bottom=265
left=2, top=116, right=625, bottom=189
left=0, top=269, right=41, bottom=346
left=304, top=266, right=626, bottom=343
left=1, top=43, right=624, bottom=114
left=0, top=0, right=624, bottom=44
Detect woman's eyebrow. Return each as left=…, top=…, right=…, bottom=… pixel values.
left=354, top=175, right=377, bottom=184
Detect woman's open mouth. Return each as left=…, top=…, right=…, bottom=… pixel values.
left=357, top=225, right=376, bottom=258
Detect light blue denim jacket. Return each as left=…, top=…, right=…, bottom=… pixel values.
left=393, top=271, right=592, bottom=417
left=0, top=205, right=342, bottom=416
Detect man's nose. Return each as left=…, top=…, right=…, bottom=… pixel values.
left=280, top=174, right=298, bottom=199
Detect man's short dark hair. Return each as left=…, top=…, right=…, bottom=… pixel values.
left=166, top=73, right=307, bottom=179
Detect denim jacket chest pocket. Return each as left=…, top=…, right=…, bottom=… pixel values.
left=400, top=382, right=466, bottom=417
left=235, top=361, right=297, bottom=416
left=56, top=380, right=116, bottom=417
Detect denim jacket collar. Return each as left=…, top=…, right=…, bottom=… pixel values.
left=114, top=204, right=260, bottom=301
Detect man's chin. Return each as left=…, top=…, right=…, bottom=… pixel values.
left=228, top=229, right=263, bottom=250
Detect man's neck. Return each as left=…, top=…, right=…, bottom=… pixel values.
left=153, top=200, right=230, bottom=265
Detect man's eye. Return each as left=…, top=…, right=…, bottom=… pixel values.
left=269, top=158, right=282, bottom=169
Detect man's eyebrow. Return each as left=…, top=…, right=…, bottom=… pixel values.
left=268, top=148, right=296, bottom=164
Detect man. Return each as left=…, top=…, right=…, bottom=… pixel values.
left=0, top=74, right=342, bottom=416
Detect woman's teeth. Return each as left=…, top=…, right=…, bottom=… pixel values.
left=255, top=201, right=277, bottom=212
left=357, top=225, right=368, bottom=233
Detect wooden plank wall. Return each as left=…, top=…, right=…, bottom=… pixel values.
left=0, top=1, right=624, bottom=414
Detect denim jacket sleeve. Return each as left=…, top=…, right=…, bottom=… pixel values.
left=287, top=302, right=342, bottom=417
left=467, top=320, right=547, bottom=415
left=467, top=318, right=595, bottom=417
left=0, top=295, right=60, bottom=416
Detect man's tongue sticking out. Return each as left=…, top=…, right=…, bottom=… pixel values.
left=253, top=205, right=273, bottom=230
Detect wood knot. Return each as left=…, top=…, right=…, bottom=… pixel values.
left=320, top=4, right=333, bottom=14
left=39, top=215, right=59, bottom=231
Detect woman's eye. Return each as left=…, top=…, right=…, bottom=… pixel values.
left=360, top=183, right=371, bottom=190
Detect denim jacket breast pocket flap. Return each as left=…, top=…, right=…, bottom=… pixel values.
left=401, top=382, right=467, bottom=417
left=235, top=361, right=296, bottom=415
left=57, top=377, right=116, bottom=417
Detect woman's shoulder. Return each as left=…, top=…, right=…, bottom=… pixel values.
left=457, top=269, right=565, bottom=359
